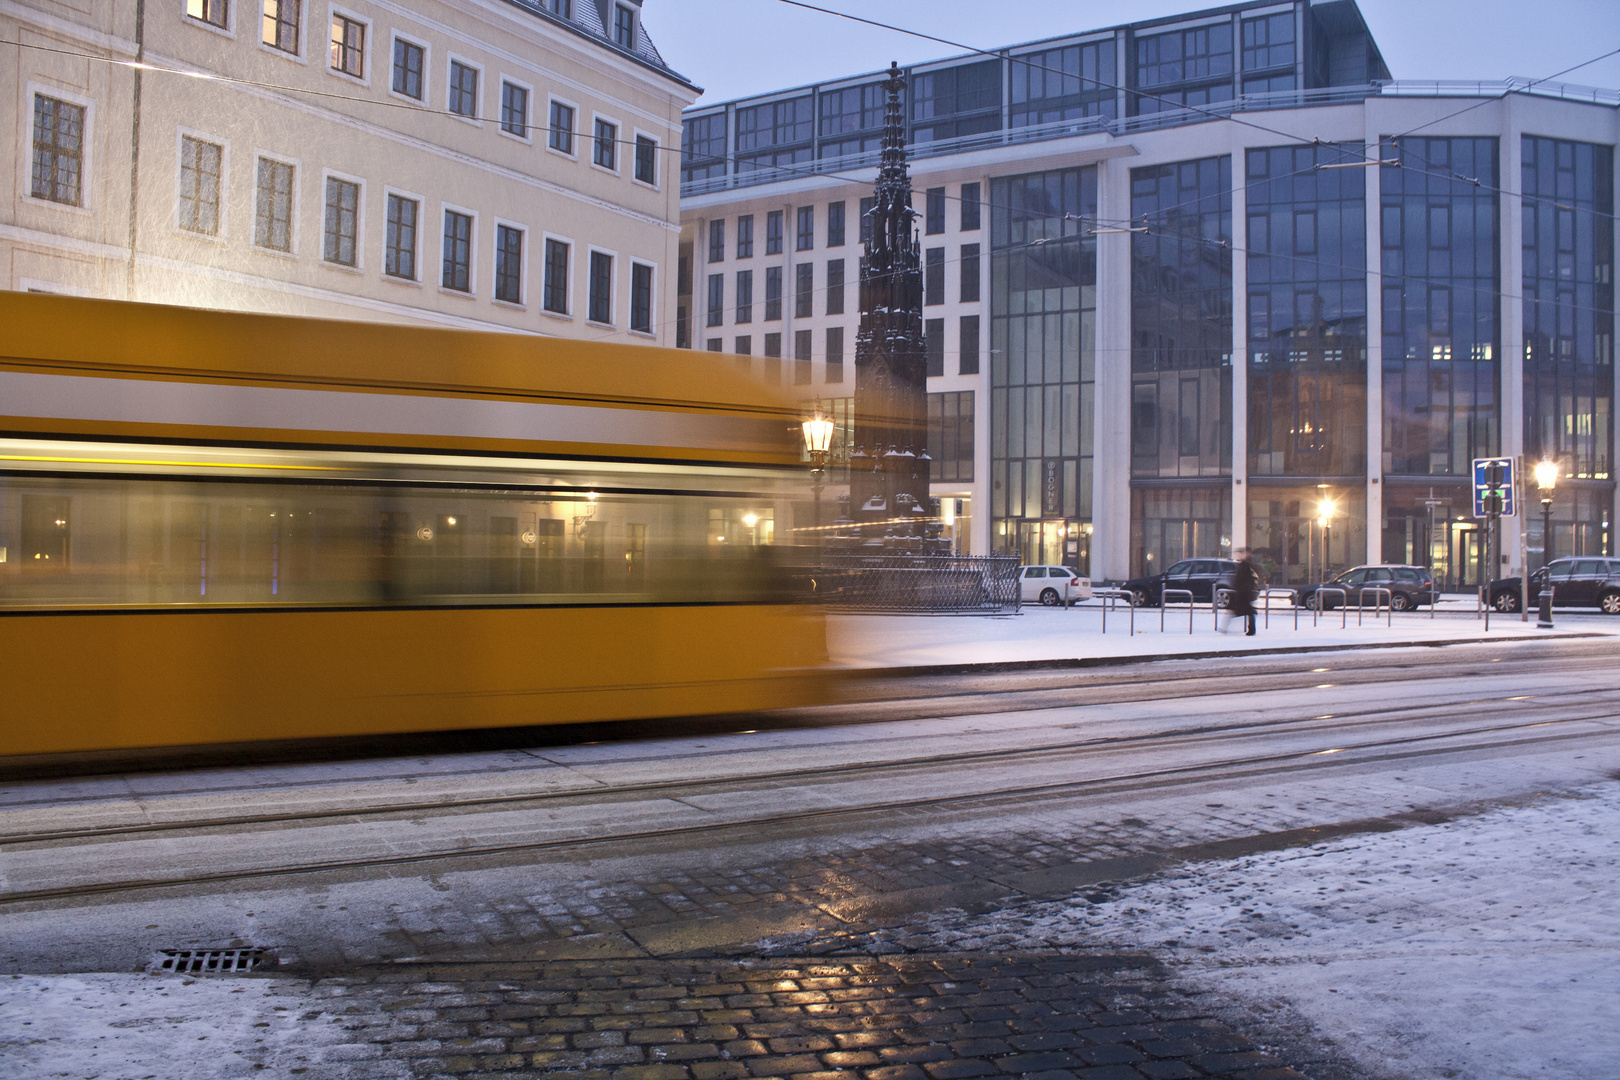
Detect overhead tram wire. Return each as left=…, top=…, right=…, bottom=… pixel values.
left=5, top=40, right=1610, bottom=347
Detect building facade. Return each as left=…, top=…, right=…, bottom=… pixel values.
left=677, top=0, right=1619, bottom=590
left=4, top=0, right=697, bottom=341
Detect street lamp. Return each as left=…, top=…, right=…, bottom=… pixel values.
left=1317, top=496, right=1336, bottom=581
left=1535, top=459, right=1559, bottom=569
left=802, top=403, right=836, bottom=549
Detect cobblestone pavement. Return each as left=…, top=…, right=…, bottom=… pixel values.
left=286, top=953, right=1344, bottom=1080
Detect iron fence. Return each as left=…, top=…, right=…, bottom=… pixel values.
left=806, top=554, right=1022, bottom=613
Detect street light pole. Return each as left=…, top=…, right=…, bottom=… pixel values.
left=1534, top=459, right=1558, bottom=571
left=802, top=403, right=836, bottom=553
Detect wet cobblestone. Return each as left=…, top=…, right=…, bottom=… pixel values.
left=285, top=955, right=1331, bottom=1080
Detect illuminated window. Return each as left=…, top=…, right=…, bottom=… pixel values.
left=262, top=0, right=298, bottom=52
left=330, top=13, right=364, bottom=78
left=187, top=0, right=228, bottom=30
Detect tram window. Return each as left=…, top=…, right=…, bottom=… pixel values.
left=20, top=494, right=69, bottom=570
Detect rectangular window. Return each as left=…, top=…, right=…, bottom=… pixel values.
left=826, top=326, right=845, bottom=383
left=764, top=331, right=782, bottom=382
left=826, top=259, right=844, bottom=315
left=254, top=157, right=294, bottom=251
left=178, top=136, right=222, bottom=236
left=634, top=134, right=656, bottom=183
left=392, top=38, right=424, bottom=99
left=960, top=243, right=980, bottom=302
left=926, top=187, right=946, bottom=234
left=613, top=4, right=635, bottom=48
left=708, top=219, right=725, bottom=263
left=766, top=210, right=783, bottom=254
left=187, top=0, right=228, bottom=29
left=925, top=247, right=945, bottom=305
left=706, top=273, right=724, bottom=326
left=736, top=215, right=754, bottom=258
left=442, top=209, right=472, bottom=291
left=735, top=336, right=751, bottom=355
left=706, top=338, right=723, bottom=352
left=543, top=237, right=569, bottom=313
left=385, top=193, right=418, bottom=279
left=449, top=61, right=479, bottom=118
left=859, top=196, right=875, bottom=244
left=500, top=81, right=529, bottom=135
left=735, top=270, right=753, bottom=323
left=795, top=262, right=813, bottom=318
left=549, top=0, right=571, bottom=15
left=827, top=201, right=846, bottom=247
left=594, top=118, right=617, bottom=169
left=322, top=176, right=359, bottom=266
left=495, top=224, right=523, bottom=304
left=630, top=263, right=653, bottom=333
left=796, top=206, right=814, bottom=251
left=588, top=251, right=613, bottom=323
left=262, top=0, right=299, bottom=52
left=765, top=265, right=782, bottom=320
left=330, top=13, right=365, bottom=78
left=549, top=100, right=574, bottom=154
left=960, top=182, right=981, bottom=231
left=29, top=95, right=84, bottom=206
left=794, top=329, right=813, bottom=384
left=959, top=314, right=980, bottom=375
left=926, top=317, right=945, bottom=377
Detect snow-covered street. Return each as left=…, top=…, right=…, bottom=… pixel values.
left=969, top=784, right=1620, bottom=1079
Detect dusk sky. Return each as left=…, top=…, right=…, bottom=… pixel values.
left=645, top=0, right=1620, bottom=104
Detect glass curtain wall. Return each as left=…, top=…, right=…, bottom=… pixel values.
left=1522, top=136, right=1615, bottom=559
left=990, top=167, right=1099, bottom=572
left=1247, top=143, right=1368, bottom=585
left=1130, top=156, right=1232, bottom=576
left=1381, top=137, right=1501, bottom=588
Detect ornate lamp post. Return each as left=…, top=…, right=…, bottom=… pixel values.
left=1535, top=459, right=1559, bottom=569
left=1317, top=496, right=1336, bottom=582
left=802, top=404, right=836, bottom=549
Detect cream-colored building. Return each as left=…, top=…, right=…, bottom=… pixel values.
left=4, top=0, right=697, bottom=341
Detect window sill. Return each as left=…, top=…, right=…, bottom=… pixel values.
left=498, top=128, right=533, bottom=144
left=450, top=113, right=484, bottom=128
left=439, top=286, right=477, bottom=300
left=252, top=244, right=299, bottom=260
left=590, top=162, right=621, bottom=178
left=322, top=260, right=365, bottom=275
left=258, top=41, right=306, bottom=64
left=493, top=298, right=527, bottom=311
left=173, top=226, right=228, bottom=245
left=23, top=193, right=93, bottom=217
left=631, top=177, right=660, bottom=192
left=184, top=16, right=235, bottom=40
left=586, top=319, right=615, bottom=329
left=545, top=145, right=579, bottom=162
left=327, top=67, right=372, bottom=89
left=383, top=272, right=424, bottom=287
left=540, top=307, right=573, bottom=321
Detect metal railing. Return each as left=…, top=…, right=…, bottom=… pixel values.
left=809, top=554, right=1021, bottom=613
left=1312, top=586, right=1350, bottom=628
left=1357, top=586, right=1393, bottom=627
left=1094, top=587, right=1134, bottom=635
left=1262, top=588, right=1298, bottom=630
left=681, top=78, right=1620, bottom=199
left=1161, top=588, right=1195, bottom=635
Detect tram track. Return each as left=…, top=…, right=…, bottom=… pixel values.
left=2, top=682, right=1615, bottom=847
left=1, top=699, right=1614, bottom=906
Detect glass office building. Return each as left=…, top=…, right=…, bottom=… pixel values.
left=680, top=0, right=1618, bottom=586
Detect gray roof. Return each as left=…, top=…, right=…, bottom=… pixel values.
left=502, top=0, right=698, bottom=91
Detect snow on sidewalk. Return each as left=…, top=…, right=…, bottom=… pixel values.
left=0, top=973, right=404, bottom=1080
left=994, top=784, right=1620, bottom=1080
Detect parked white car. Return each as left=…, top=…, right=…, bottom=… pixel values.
left=1018, top=565, right=1093, bottom=607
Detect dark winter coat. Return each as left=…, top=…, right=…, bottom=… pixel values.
left=1229, top=557, right=1260, bottom=617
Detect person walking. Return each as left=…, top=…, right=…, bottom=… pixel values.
left=1229, top=547, right=1260, bottom=636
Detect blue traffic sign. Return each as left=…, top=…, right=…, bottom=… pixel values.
left=1472, top=457, right=1515, bottom=517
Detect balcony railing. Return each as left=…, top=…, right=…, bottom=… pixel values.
left=681, top=78, right=1618, bottom=198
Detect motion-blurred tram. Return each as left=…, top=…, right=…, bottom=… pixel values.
left=0, top=294, right=827, bottom=760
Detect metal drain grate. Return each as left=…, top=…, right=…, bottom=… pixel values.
left=151, top=947, right=267, bottom=975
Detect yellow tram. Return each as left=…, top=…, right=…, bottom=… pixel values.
left=0, top=293, right=827, bottom=760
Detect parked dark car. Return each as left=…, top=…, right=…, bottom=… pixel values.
left=1488, top=557, right=1620, bottom=613
left=1124, top=558, right=1238, bottom=607
left=1296, top=565, right=1437, bottom=611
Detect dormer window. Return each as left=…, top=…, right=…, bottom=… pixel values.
left=550, top=0, right=571, bottom=16
left=613, top=4, right=635, bottom=48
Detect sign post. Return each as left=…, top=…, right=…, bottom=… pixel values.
left=1473, top=457, right=1516, bottom=631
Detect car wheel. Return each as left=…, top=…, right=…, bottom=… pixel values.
left=1390, top=593, right=1412, bottom=612
left=1493, top=591, right=1519, bottom=613
left=1039, top=588, right=1061, bottom=607
left=1601, top=591, right=1620, bottom=615
left=1130, top=590, right=1149, bottom=608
